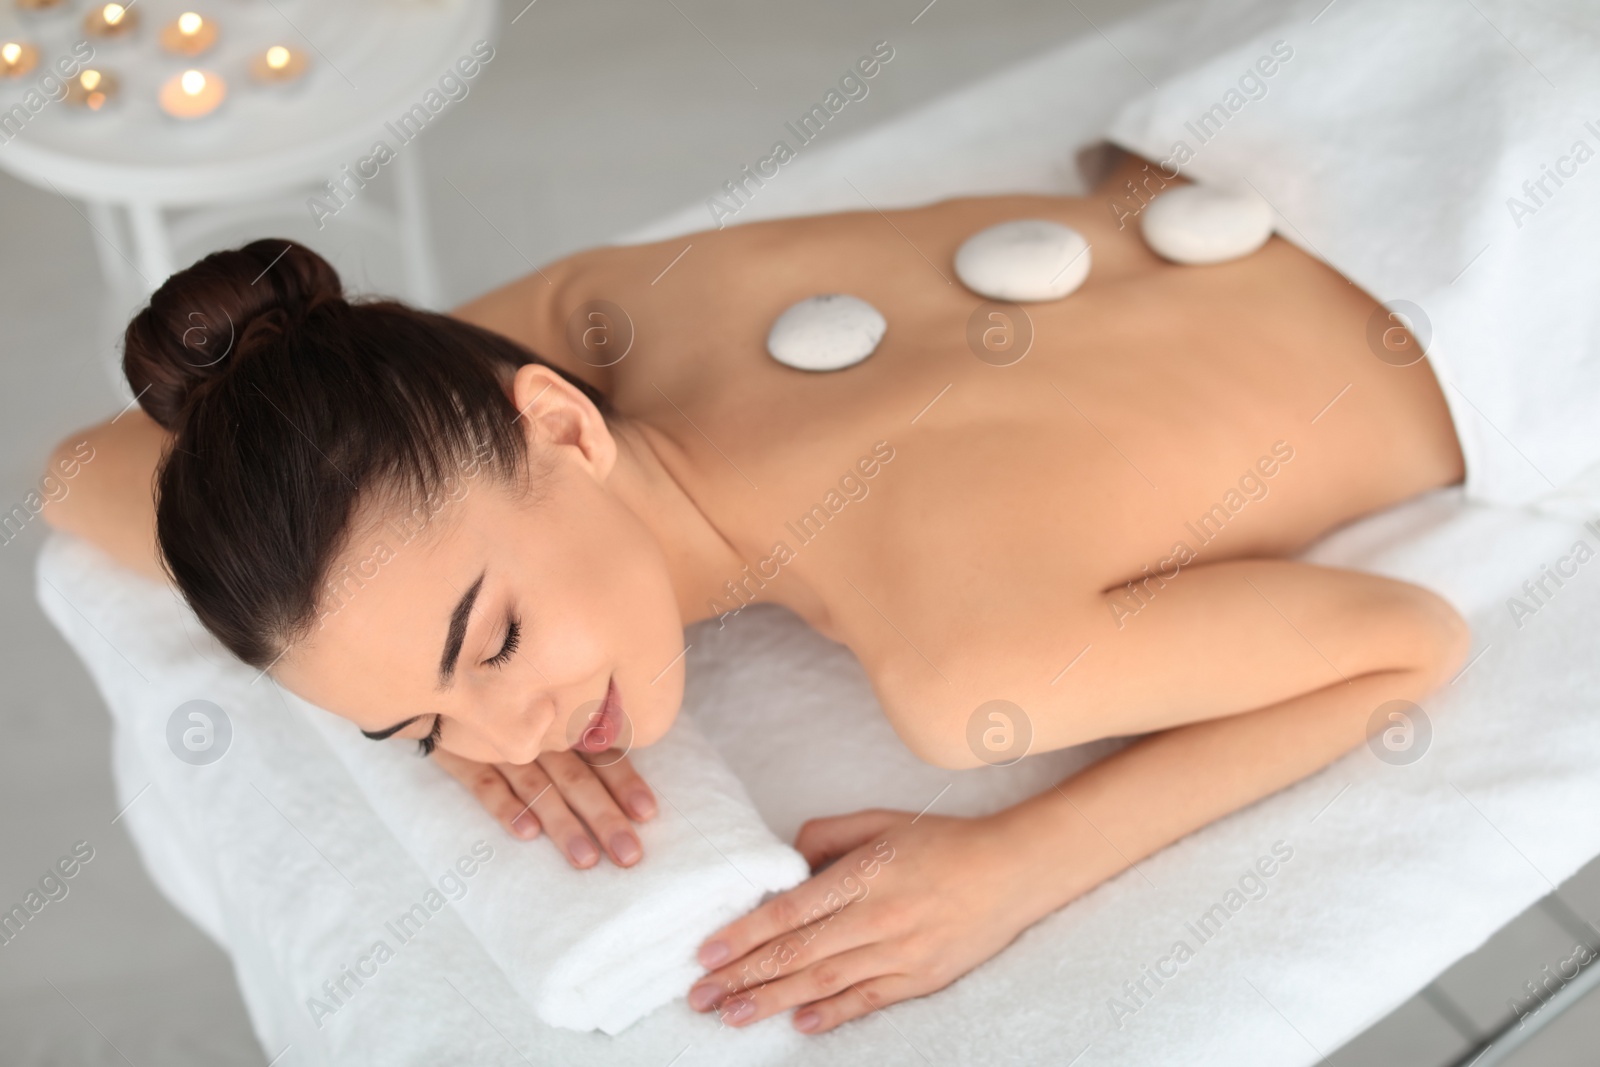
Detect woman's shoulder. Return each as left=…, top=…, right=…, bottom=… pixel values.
left=449, top=253, right=616, bottom=394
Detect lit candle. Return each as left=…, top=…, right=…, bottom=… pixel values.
left=64, top=68, right=119, bottom=110
left=1, top=42, right=39, bottom=79
left=250, top=43, right=309, bottom=85
left=160, top=12, right=217, bottom=56
left=159, top=68, right=225, bottom=119
left=84, top=3, right=139, bottom=38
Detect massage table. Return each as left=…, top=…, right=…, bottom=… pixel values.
left=38, top=0, right=1600, bottom=1063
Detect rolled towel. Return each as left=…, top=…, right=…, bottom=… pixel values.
left=298, top=696, right=809, bottom=1035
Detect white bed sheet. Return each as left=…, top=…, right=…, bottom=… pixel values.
left=37, top=1, right=1600, bottom=1064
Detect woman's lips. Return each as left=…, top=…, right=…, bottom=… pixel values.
left=575, top=676, right=623, bottom=753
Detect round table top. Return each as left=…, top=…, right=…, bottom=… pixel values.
left=0, top=0, right=498, bottom=204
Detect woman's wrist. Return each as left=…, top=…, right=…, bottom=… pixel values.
left=984, top=785, right=1136, bottom=922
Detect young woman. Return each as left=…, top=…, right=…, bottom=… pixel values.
left=47, top=149, right=1469, bottom=1036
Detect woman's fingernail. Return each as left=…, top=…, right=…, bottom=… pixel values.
left=630, top=791, right=657, bottom=819
left=511, top=812, right=538, bottom=838
left=688, top=982, right=719, bottom=1011
left=569, top=837, right=599, bottom=866
left=611, top=833, right=641, bottom=865
left=794, top=1010, right=820, bottom=1033
left=722, top=997, right=755, bottom=1024
left=699, top=940, right=730, bottom=968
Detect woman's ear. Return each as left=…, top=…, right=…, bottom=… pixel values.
left=511, top=363, right=617, bottom=480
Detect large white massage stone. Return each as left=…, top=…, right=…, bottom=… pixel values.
left=766, top=294, right=887, bottom=372
left=954, top=219, right=1092, bottom=302
left=1140, top=185, right=1274, bottom=265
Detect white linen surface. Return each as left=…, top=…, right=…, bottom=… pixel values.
left=35, top=1, right=1600, bottom=1064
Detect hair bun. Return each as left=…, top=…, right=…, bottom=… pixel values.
left=124, top=239, right=344, bottom=430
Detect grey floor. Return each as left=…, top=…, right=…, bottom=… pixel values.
left=1, top=1, right=1597, bottom=1063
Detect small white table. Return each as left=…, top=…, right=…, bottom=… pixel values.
left=0, top=0, right=499, bottom=308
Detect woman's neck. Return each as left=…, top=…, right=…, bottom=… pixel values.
left=605, top=416, right=764, bottom=628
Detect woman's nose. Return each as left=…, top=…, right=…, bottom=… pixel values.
left=475, top=695, right=554, bottom=766
left=491, top=735, right=543, bottom=766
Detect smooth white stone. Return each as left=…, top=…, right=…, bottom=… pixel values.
left=766, top=294, right=887, bottom=372
left=954, top=219, right=1092, bottom=302
left=1140, top=185, right=1274, bottom=265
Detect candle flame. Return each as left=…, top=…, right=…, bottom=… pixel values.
left=80, top=69, right=101, bottom=90
left=181, top=69, right=205, bottom=95
left=265, top=45, right=290, bottom=70
left=1, top=43, right=20, bottom=64
left=178, top=12, right=202, bottom=34
left=102, top=3, right=125, bottom=25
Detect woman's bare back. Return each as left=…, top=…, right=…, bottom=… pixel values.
left=459, top=153, right=1465, bottom=757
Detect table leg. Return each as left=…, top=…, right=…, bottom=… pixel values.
left=127, top=201, right=175, bottom=293
left=84, top=200, right=139, bottom=295
left=395, top=146, right=442, bottom=309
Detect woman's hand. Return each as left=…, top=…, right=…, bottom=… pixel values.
left=432, top=748, right=657, bottom=869
left=687, top=807, right=1069, bottom=1034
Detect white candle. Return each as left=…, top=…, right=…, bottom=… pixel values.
left=160, top=12, right=218, bottom=57
left=64, top=68, right=119, bottom=110
left=250, top=43, right=309, bottom=85
left=84, top=3, right=139, bottom=38
left=159, top=68, right=226, bottom=119
left=0, top=42, right=40, bottom=79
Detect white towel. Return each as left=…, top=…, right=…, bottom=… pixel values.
left=1103, top=0, right=1600, bottom=509
left=298, top=695, right=809, bottom=1035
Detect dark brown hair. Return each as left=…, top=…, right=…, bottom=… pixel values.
left=125, top=239, right=607, bottom=669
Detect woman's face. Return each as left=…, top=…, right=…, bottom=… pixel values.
left=276, top=372, right=687, bottom=765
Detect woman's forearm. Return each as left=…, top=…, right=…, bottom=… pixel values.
left=994, top=660, right=1455, bottom=917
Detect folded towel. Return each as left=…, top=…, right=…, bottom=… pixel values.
left=298, top=695, right=809, bottom=1035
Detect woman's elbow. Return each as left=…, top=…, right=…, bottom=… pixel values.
left=904, top=731, right=982, bottom=771
left=1400, top=586, right=1472, bottom=690
left=882, top=692, right=1020, bottom=771
left=36, top=414, right=169, bottom=581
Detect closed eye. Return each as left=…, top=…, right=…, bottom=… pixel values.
left=416, top=715, right=442, bottom=757
left=484, top=616, right=520, bottom=669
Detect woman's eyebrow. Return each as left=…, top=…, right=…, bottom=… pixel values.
left=439, top=571, right=486, bottom=688
left=363, top=571, right=485, bottom=739
left=361, top=716, right=422, bottom=741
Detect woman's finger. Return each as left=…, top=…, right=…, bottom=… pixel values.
left=709, top=947, right=896, bottom=1028
left=789, top=974, right=918, bottom=1035
left=493, top=759, right=561, bottom=839
left=508, top=758, right=602, bottom=868
left=581, top=752, right=657, bottom=822
left=793, top=809, right=901, bottom=871
left=538, top=750, right=643, bottom=867
left=432, top=749, right=540, bottom=841
left=696, top=868, right=866, bottom=971
left=689, top=906, right=881, bottom=1014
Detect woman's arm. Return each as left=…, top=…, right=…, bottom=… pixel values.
left=42, top=410, right=168, bottom=582
left=687, top=587, right=1469, bottom=1032
left=887, top=558, right=1470, bottom=765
